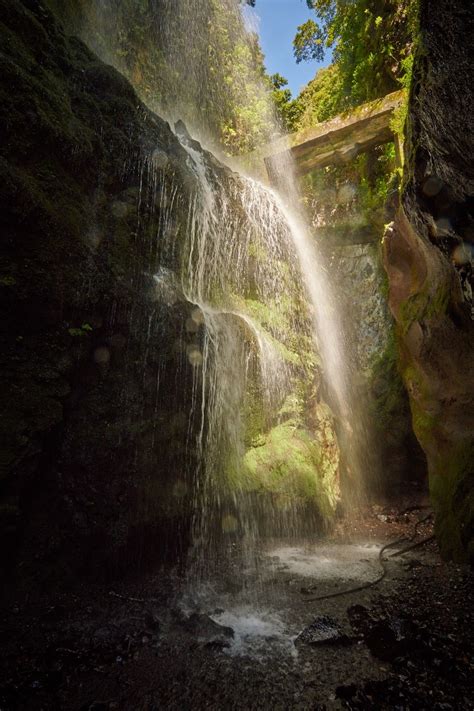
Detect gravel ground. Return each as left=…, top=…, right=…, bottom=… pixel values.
left=1, top=501, right=473, bottom=710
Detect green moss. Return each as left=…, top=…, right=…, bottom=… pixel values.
left=401, top=361, right=473, bottom=561
left=242, top=380, right=267, bottom=448
left=430, top=440, right=474, bottom=562
left=68, top=323, right=93, bottom=337
left=398, top=283, right=449, bottom=334
left=369, top=330, right=406, bottom=429
left=0, top=275, right=16, bottom=286
left=247, top=241, right=268, bottom=262
left=426, top=284, right=450, bottom=320
left=411, top=400, right=437, bottom=446
left=300, top=140, right=399, bottom=240
left=401, top=362, right=437, bottom=449
left=278, top=392, right=304, bottom=421
left=241, top=420, right=338, bottom=521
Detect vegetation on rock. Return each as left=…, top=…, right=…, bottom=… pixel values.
left=292, top=0, right=418, bottom=127
left=382, top=0, right=474, bottom=561
left=46, top=0, right=288, bottom=154
left=2, top=0, right=471, bottom=578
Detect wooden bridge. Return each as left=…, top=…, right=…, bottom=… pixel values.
left=260, top=90, right=404, bottom=183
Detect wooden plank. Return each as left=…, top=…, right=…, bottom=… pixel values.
left=263, top=90, right=404, bottom=181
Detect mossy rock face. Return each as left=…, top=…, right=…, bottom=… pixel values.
left=0, top=0, right=201, bottom=577
left=242, top=410, right=339, bottom=526
left=323, top=236, right=423, bottom=492
left=383, top=0, right=474, bottom=560
left=429, top=441, right=474, bottom=563
left=0, top=0, right=340, bottom=578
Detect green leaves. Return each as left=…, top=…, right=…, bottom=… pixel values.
left=68, top=323, right=93, bottom=337
left=292, top=64, right=345, bottom=130
left=267, top=73, right=302, bottom=131
left=293, top=0, right=418, bottom=129
left=293, top=20, right=326, bottom=64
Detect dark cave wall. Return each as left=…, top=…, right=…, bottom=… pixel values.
left=383, top=0, right=474, bottom=560
left=0, top=0, right=202, bottom=579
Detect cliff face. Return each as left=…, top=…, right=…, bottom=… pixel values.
left=328, top=241, right=425, bottom=492
left=0, top=0, right=341, bottom=582
left=0, top=0, right=204, bottom=578
left=383, top=0, right=474, bottom=560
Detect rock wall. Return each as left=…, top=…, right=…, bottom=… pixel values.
left=383, top=0, right=474, bottom=560
left=300, top=142, right=425, bottom=496
left=327, top=241, right=425, bottom=493
left=0, top=0, right=340, bottom=582
left=0, top=0, right=206, bottom=579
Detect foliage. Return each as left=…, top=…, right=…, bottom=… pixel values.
left=390, top=52, right=415, bottom=137
left=293, top=64, right=344, bottom=130
left=208, top=20, right=277, bottom=154
left=294, top=17, right=326, bottom=64
left=68, top=323, right=93, bottom=337
left=300, top=142, right=397, bottom=238
left=289, top=1, right=419, bottom=256
left=267, top=73, right=302, bottom=132
left=49, top=0, right=284, bottom=155
left=294, top=0, right=418, bottom=105
left=288, top=0, right=419, bottom=135
left=356, top=145, right=396, bottom=228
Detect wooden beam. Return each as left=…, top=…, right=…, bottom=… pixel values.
left=263, top=90, right=404, bottom=181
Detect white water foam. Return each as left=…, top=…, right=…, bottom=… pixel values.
left=267, top=543, right=381, bottom=581
left=211, top=606, right=298, bottom=659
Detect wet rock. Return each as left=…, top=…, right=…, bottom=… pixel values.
left=0, top=0, right=200, bottom=577
left=349, top=606, right=416, bottom=663
left=144, top=610, right=161, bottom=632
left=403, top=558, right=423, bottom=570
left=335, top=683, right=357, bottom=701
left=179, top=613, right=234, bottom=648
left=92, top=626, right=116, bottom=643
left=347, top=603, right=370, bottom=629
left=151, top=148, right=169, bottom=170
left=362, top=617, right=411, bottom=661
left=295, top=616, right=351, bottom=647
left=382, top=0, right=474, bottom=562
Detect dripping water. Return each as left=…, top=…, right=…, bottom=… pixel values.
left=176, top=135, right=318, bottom=577
left=71, top=0, right=374, bottom=588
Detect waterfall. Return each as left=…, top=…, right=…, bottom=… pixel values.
left=173, top=132, right=328, bottom=574
left=266, top=152, right=371, bottom=507
left=70, top=0, right=370, bottom=570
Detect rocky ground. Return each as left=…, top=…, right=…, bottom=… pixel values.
left=1, top=496, right=473, bottom=710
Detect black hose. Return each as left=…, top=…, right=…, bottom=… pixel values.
left=301, top=511, right=434, bottom=603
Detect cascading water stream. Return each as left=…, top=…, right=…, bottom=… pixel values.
left=263, top=154, right=371, bottom=506
left=175, top=127, right=370, bottom=577
left=74, top=0, right=370, bottom=571
left=174, top=133, right=320, bottom=575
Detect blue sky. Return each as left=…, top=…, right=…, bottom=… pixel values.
left=245, top=0, right=331, bottom=98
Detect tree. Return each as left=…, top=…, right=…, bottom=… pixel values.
left=293, top=0, right=418, bottom=105
left=293, top=18, right=326, bottom=63
left=293, top=63, right=344, bottom=130
left=267, top=73, right=302, bottom=132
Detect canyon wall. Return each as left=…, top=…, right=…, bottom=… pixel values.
left=0, top=0, right=339, bottom=582
left=383, top=0, right=474, bottom=560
